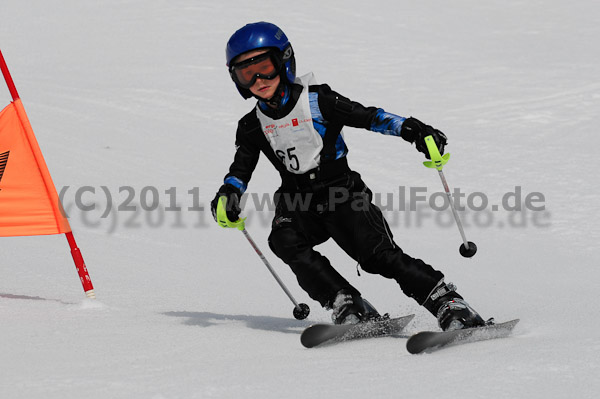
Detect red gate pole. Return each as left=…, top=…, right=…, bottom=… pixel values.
left=0, top=49, right=19, bottom=100
left=1, top=49, right=95, bottom=298
left=65, top=231, right=96, bottom=298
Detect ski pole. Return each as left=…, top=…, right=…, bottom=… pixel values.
left=422, top=136, right=477, bottom=257
left=217, top=197, right=310, bottom=319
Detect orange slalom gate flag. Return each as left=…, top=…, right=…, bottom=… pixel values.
left=0, top=98, right=72, bottom=236
left=0, top=49, right=94, bottom=298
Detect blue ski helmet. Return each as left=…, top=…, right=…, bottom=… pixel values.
left=226, top=22, right=296, bottom=99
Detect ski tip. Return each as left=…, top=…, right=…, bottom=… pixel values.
left=406, top=318, right=521, bottom=354
left=300, top=337, right=316, bottom=349
left=299, top=324, right=337, bottom=348
left=406, top=331, right=436, bottom=354
left=300, top=314, right=416, bottom=349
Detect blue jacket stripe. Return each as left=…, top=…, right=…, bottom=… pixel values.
left=224, top=176, right=247, bottom=194
left=370, top=109, right=406, bottom=137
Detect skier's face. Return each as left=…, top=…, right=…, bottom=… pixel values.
left=234, top=49, right=281, bottom=101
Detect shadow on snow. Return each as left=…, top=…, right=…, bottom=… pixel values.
left=163, top=310, right=312, bottom=335
left=0, top=292, right=75, bottom=305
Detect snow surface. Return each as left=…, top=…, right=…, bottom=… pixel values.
left=1, top=0, right=599, bottom=398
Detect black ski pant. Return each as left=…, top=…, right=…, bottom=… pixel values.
left=268, top=172, right=444, bottom=308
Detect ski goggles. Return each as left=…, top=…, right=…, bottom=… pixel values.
left=229, top=50, right=283, bottom=89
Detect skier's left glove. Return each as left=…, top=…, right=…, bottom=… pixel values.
left=211, top=184, right=242, bottom=226
left=400, top=117, right=448, bottom=159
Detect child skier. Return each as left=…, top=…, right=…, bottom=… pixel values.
left=211, top=22, right=486, bottom=331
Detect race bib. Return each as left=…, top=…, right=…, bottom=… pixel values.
left=256, top=73, right=323, bottom=174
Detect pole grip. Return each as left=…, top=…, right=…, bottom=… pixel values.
left=216, top=197, right=246, bottom=230
left=422, top=135, right=450, bottom=170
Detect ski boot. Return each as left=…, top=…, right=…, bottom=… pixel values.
left=329, top=289, right=382, bottom=325
left=423, top=281, right=486, bottom=331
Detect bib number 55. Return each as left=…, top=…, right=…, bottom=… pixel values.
left=276, top=147, right=300, bottom=171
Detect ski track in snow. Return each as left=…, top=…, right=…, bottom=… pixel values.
left=1, top=0, right=599, bottom=398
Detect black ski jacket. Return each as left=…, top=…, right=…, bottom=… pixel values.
left=224, top=82, right=405, bottom=193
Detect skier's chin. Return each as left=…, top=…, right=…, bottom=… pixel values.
left=254, top=93, right=273, bottom=102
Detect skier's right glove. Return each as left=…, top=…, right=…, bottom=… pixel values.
left=400, top=117, right=448, bottom=159
left=211, top=184, right=242, bottom=226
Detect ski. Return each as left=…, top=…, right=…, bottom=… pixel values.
left=301, top=314, right=415, bottom=348
left=406, top=319, right=520, bottom=354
